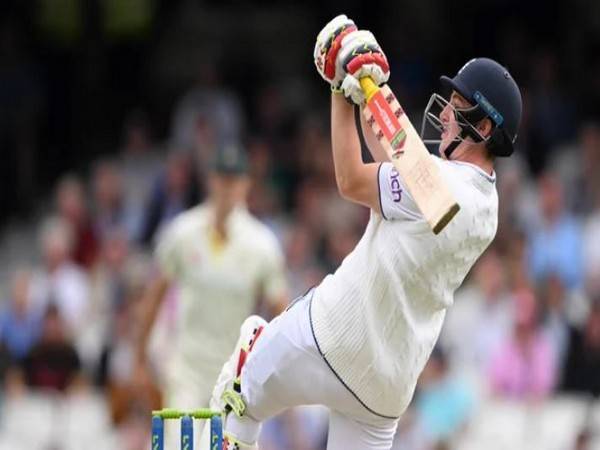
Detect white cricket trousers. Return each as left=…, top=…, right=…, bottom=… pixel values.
left=229, top=291, right=399, bottom=450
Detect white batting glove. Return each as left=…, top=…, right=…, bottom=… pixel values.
left=338, top=30, right=390, bottom=104
left=314, top=14, right=357, bottom=89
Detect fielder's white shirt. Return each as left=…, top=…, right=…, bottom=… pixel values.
left=155, top=203, right=287, bottom=387
left=310, top=156, right=498, bottom=418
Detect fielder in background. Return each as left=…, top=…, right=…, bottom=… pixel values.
left=206, top=14, right=523, bottom=450
left=136, top=143, right=288, bottom=448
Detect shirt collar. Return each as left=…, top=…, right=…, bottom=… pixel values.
left=448, top=160, right=496, bottom=183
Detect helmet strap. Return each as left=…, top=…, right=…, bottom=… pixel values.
left=443, top=113, right=486, bottom=159
left=443, top=134, right=462, bottom=159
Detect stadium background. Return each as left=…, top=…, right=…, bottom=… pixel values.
left=0, top=0, right=599, bottom=449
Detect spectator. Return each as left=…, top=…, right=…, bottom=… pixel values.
left=495, top=155, right=538, bottom=245
left=527, top=172, right=583, bottom=291
left=29, top=216, right=90, bottom=338
left=89, top=229, right=131, bottom=328
left=284, top=224, right=325, bottom=297
left=296, top=118, right=335, bottom=184
left=488, top=288, right=557, bottom=399
left=246, top=139, right=284, bottom=227
left=55, top=175, right=99, bottom=268
left=583, top=187, right=600, bottom=298
left=11, top=304, right=83, bottom=393
left=413, top=348, right=476, bottom=446
left=526, top=50, right=576, bottom=173
left=139, top=151, right=198, bottom=246
left=170, top=62, right=244, bottom=151
left=538, top=273, right=570, bottom=371
left=107, top=300, right=160, bottom=425
left=0, top=270, right=41, bottom=361
left=321, top=225, right=360, bottom=274
left=292, top=178, right=328, bottom=236
left=86, top=229, right=133, bottom=381
left=91, top=159, right=136, bottom=242
left=560, top=300, right=600, bottom=397
left=117, top=110, right=164, bottom=241
left=504, top=228, right=531, bottom=292
left=259, top=410, right=314, bottom=450
left=440, top=247, right=512, bottom=374
left=551, top=121, right=600, bottom=216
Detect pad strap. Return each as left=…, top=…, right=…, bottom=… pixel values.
left=223, top=325, right=265, bottom=417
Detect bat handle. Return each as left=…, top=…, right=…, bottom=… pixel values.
left=359, top=77, right=380, bottom=102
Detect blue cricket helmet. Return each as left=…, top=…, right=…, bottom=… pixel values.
left=440, top=57, right=522, bottom=157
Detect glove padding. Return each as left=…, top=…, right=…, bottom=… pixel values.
left=314, top=14, right=357, bottom=88
left=337, top=30, right=390, bottom=104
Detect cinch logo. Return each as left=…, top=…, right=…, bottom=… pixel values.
left=182, top=436, right=190, bottom=450
left=212, top=435, right=219, bottom=450
left=152, top=436, right=159, bottom=450
left=390, top=168, right=403, bottom=202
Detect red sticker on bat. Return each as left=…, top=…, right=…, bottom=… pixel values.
left=368, top=90, right=407, bottom=156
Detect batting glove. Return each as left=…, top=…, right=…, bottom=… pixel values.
left=314, top=14, right=358, bottom=90
left=338, top=30, right=390, bottom=105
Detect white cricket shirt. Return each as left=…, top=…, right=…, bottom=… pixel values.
left=155, top=203, right=287, bottom=387
left=310, top=156, right=498, bottom=418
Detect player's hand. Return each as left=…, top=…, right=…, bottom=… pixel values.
left=314, top=14, right=357, bottom=89
left=338, top=30, right=390, bottom=105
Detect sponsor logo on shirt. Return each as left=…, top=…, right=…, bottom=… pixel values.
left=389, top=168, right=402, bottom=202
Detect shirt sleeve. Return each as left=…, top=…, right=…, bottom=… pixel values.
left=154, top=220, right=181, bottom=280
left=260, top=235, right=288, bottom=306
left=377, top=162, right=422, bottom=221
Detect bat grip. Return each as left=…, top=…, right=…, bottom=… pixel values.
left=359, top=77, right=380, bottom=102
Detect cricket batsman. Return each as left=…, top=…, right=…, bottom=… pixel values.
left=205, top=15, right=522, bottom=450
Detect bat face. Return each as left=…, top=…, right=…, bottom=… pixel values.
left=360, top=77, right=460, bottom=234
left=366, top=89, right=407, bottom=160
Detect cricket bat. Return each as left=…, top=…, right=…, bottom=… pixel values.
left=360, top=77, right=460, bottom=234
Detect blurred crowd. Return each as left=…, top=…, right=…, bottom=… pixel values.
left=0, top=71, right=599, bottom=450
left=1, top=1, right=600, bottom=449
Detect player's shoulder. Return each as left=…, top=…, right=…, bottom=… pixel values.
left=433, top=155, right=496, bottom=196
left=434, top=155, right=494, bottom=180
left=236, top=210, right=282, bottom=250
left=433, top=156, right=498, bottom=232
left=164, top=204, right=207, bottom=236
left=176, top=204, right=208, bottom=225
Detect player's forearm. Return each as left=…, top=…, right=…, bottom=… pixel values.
left=135, top=274, right=170, bottom=362
left=360, top=107, right=388, bottom=162
left=331, top=94, right=365, bottom=196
